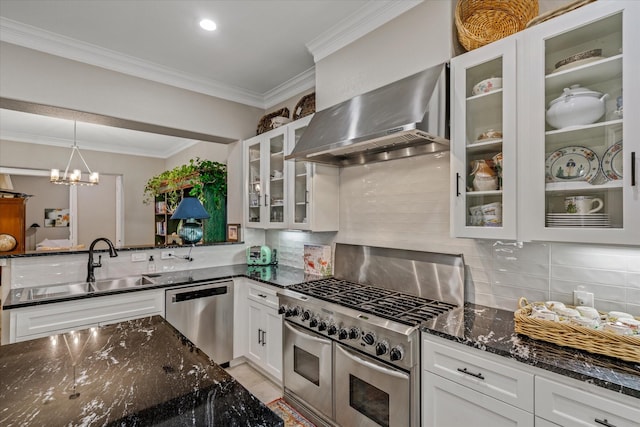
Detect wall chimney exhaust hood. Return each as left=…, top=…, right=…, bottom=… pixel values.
left=285, top=63, right=449, bottom=167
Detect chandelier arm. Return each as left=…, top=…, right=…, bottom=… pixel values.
left=62, top=146, right=78, bottom=179
left=74, top=147, right=94, bottom=174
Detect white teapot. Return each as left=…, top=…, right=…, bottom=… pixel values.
left=546, top=85, right=609, bottom=129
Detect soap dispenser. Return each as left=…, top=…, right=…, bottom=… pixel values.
left=148, top=255, right=156, bottom=273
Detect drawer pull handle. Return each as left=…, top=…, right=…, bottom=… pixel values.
left=457, top=367, right=485, bottom=380
left=258, top=294, right=267, bottom=298
left=258, top=328, right=263, bottom=345
left=595, top=419, right=616, bottom=427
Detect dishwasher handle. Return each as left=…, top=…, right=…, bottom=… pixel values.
left=171, top=285, right=228, bottom=303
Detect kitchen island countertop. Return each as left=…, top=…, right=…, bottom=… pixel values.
left=0, top=315, right=283, bottom=426
left=421, top=303, right=640, bottom=399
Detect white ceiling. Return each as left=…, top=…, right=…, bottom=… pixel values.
left=0, top=0, right=419, bottom=157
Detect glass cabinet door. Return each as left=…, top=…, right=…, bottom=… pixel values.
left=451, top=37, right=517, bottom=239
left=522, top=2, right=639, bottom=244
left=247, top=139, right=262, bottom=225
left=267, top=131, right=286, bottom=226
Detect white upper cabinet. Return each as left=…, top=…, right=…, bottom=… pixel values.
left=451, top=1, right=640, bottom=245
left=451, top=36, right=518, bottom=239
left=244, top=115, right=339, bottom=231
left=520, top=1, right=639, bottom=245
left=245, top=126, right=288, bottom=229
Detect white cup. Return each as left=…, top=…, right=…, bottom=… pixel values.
left=564, top=196, right=603, bottom=214
left=272, top=170, right=283, bottom=179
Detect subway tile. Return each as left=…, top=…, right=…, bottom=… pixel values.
left=550, top=279, right=626, bottom=302
left=551, top=265, right=626, bottom=286
left=493, top=271, right=549, bottom=291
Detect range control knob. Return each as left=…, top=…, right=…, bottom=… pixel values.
left=349, top=327, right=361, bottom=340
left=327, top=324, right=338, bottom=336
left=375, top=340, right=389, bottom=356
left=338, top=328, right=349, bottom=340
left=318, top=320, right=328, bottom=331
left=390, top=345, right=405, bottom=361
left=362, top=331, right=376, bottom=346
left=285, top=306, right=300, bottom=318
left=309, top=317, right=319, bottom=328
left=301, top=310, right=311, bottom=321
left=278, top=305, right=287, bottom=315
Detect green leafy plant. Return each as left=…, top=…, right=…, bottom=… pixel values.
left=143, top=158, right=227, bottom=209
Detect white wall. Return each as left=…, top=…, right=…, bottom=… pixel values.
left=267, top=0, right=640, bottom=316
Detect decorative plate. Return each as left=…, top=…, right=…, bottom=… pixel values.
left=0, top=233, right=17, bottom=252
left=545, top=146, right=599, bottom=183
left=601, top=141, right=623, bottom=181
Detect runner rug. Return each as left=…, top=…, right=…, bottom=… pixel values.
left=267, top=397, right=315, bottom=427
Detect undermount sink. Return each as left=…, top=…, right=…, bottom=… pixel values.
left=92, top=275, right=156, bottom=292
left=17, top=275, right=158, bottom=303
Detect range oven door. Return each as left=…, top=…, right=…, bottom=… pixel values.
left=335, top=343, right=411, bottom=427
left=283, top=321, right=333, bottom=420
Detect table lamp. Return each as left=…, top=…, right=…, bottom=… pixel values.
left=170, top=197, right=210, bottom=244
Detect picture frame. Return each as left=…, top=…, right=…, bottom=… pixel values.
left=226, top=224, right=241, bottom=242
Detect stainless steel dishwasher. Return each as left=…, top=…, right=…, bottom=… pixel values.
left=165, top=280, right=233, bottom=366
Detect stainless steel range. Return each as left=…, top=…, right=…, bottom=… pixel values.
left=278, top=244, right=465, bottom=427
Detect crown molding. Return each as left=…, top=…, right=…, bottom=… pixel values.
left=0, top=17, right=268, bottom=108
left=306, top=0, right=423, bottom=63
left=263, top=67, right=316, bottom=110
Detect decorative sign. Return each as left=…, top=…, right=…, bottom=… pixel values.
left=44, top=208, right=70, bottom=227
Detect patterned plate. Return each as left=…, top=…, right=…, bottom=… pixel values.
left=602, top=141, right=623, bottom=181
left=545, top=146, right=599, bottom=183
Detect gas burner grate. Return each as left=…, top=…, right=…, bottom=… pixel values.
left=288, top=278, right=457, bottom=326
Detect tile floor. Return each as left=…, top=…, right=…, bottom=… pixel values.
left=226, top=362, right=283, bottom=404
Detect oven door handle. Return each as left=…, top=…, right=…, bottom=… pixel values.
left=336, top=344, right=409, bottom=380
left=284, top=321, right=332, bottom=345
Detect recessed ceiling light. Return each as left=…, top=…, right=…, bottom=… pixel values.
left=199, top=19, right=217, bottom=31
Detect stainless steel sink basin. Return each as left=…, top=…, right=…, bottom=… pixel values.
left=21, top=282, right=95, bottom=302
left=92, top=275, right=156, bottom=292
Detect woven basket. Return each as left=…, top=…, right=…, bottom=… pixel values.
left=455, top=0, right=539, bottom=51
left=293, top=92, right=316, bottom=121
left=515, top=298, right=640, bottom=363
left=256, top=107, right=290, bottom=135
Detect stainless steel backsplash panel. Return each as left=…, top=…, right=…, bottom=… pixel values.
left=333, top=243, right=464, bottom=307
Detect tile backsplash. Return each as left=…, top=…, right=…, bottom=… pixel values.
left=268, top=154, right=640, bottom=316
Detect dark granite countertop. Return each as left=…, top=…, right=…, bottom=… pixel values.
left=0, top=315, right=283, bottom=427
left=421, top=303, right=640, bottom=399
left=3, top=264, right=320, bottom=310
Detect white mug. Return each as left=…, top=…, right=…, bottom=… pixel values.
left=564, top=196, right=603, bottom=214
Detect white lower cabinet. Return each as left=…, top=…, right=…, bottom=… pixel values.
left=9, top=289, right=164, bottom=343
left=423, top=334, right=640, bottom=427
left=423, top=371, right=533, bottom=427
left=535, top=376, right=640, bottom=427
left=243, top=280, right=283, bottom=382
left=422, top=334, right=534, bottom=427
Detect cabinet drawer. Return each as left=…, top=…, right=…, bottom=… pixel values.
left=423, top=371, right=534, bottom=427
left=535, top=377, right=640, bottom=427
left=13, top=290, right=163, bottom=342
left=423, top=336, right=534, bottom=411
left=247, top=282, right=278, bottom=308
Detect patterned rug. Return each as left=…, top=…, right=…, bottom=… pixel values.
left=267, top=398, right=316, bottom=427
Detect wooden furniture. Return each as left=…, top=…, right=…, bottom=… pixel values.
left=0, top=197, right=27, bottom=255
left=153, top=186, right=193, bottom=246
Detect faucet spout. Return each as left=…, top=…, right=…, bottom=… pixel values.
left=87, top=238, right=118, bottom=283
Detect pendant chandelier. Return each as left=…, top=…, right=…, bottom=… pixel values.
left=50, top=121, right=99, bottom=186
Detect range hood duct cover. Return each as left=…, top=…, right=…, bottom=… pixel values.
left=285, top=63, right=449, bottom=167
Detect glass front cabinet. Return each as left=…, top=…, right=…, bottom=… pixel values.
left=244, top=115, right=339, bottom=231
left=451, top=1, right=639, bottom=245
left=245, top=126, right=287, bottom=228
left=451, top=36, right=517, bottom=239
left=521, top=1, right=639, bottom=244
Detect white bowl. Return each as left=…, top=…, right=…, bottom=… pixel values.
left=472, top=77, right=502, bottom=96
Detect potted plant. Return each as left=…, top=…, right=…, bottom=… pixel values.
left=144, top=158, right=227, bottom=242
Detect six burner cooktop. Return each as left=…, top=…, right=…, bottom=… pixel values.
left=288, top=278, right=456, bottom=326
